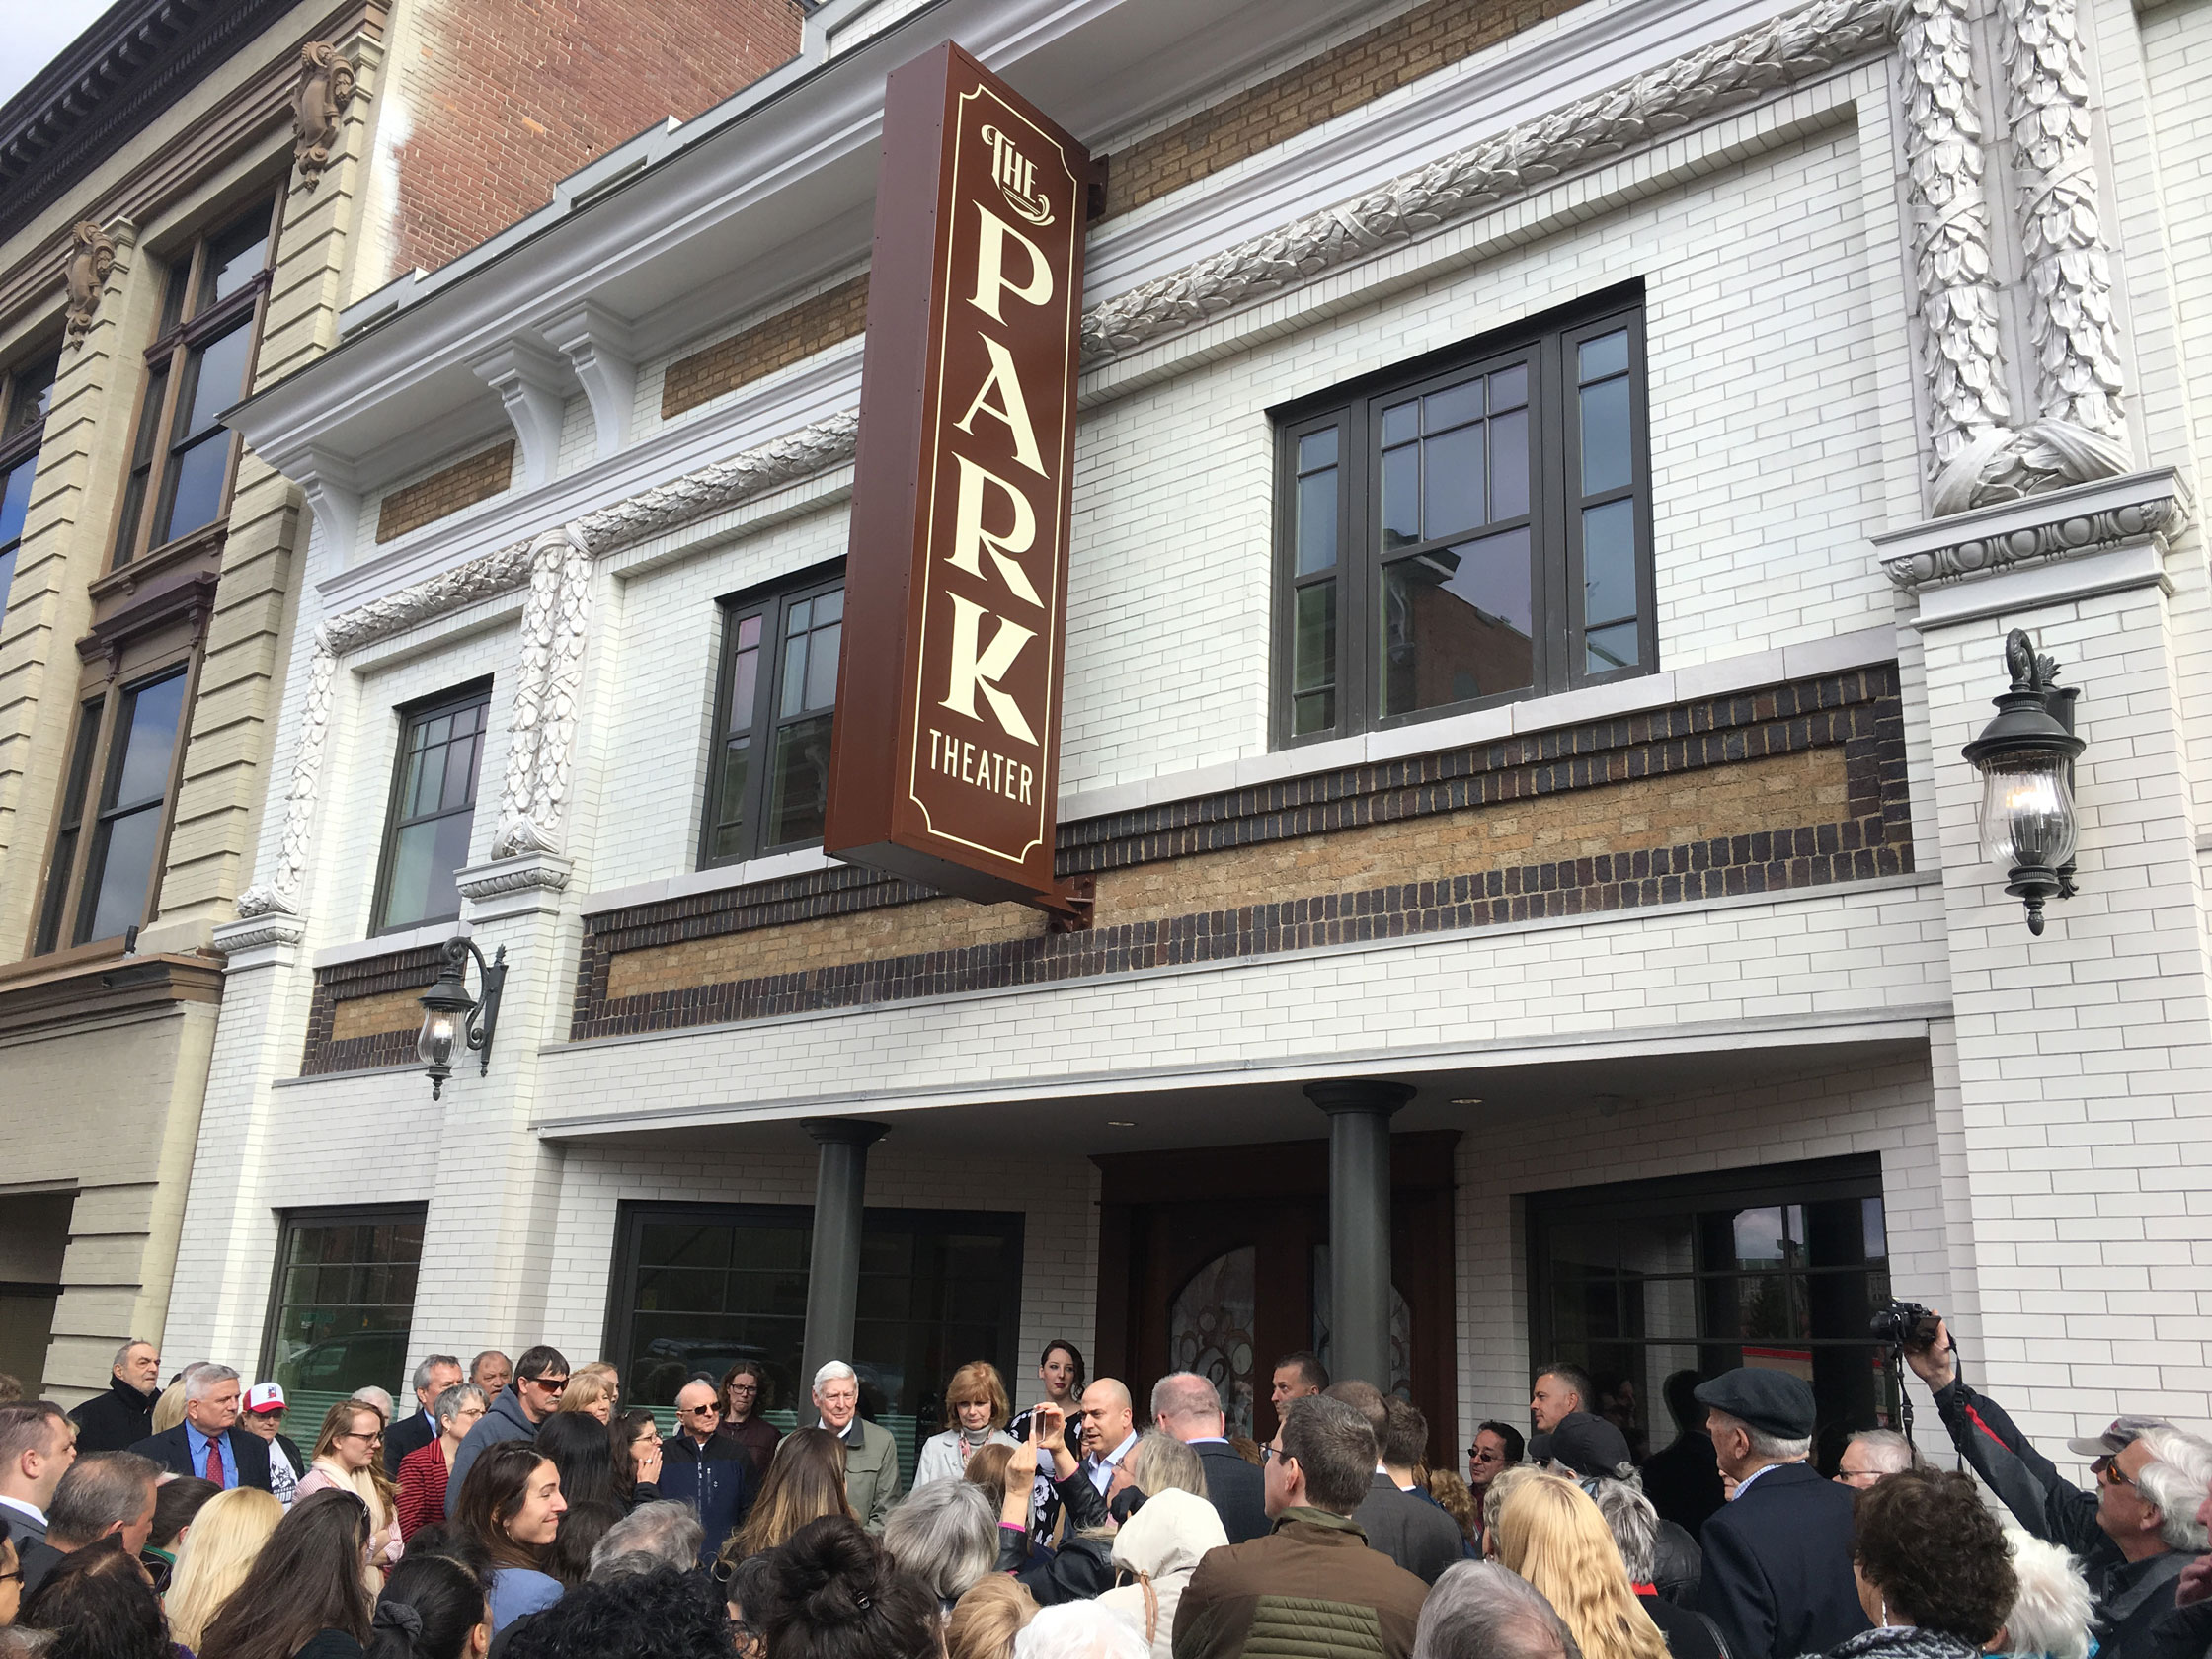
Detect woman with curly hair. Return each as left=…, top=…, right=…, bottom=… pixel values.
left=753, top=1514, right=941, bottom=1659
left=1827, top=1468, right=2018, bottom=1659
left=1494, top=1470, right=1670, bottom=1659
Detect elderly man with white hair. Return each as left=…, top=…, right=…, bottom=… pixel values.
left=588, top=1499, right=706, bottom=1581
left=1909, top=1313, right=2212, bottom=1659
left=1413, top=1560, right=1584, bottom=1659
left=813, top=1360, right=900, bottom=1532
left=1835, top=1429, right=1920, bottom=1488
left=127, top=1364, right=275, bottom=1490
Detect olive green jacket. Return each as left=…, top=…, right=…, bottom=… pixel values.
left=1171, top=1506, right=1429, bottom=1659
left=828, top=1417, right=902, bottom=1533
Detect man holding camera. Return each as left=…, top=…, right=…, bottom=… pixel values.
left=1905, top=1312, right=2212, bottom=1659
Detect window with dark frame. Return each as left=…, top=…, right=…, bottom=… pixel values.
left=0, top=347, right=62, bottom=611
left=259, top=1205, right=426, bottom=1415
left=371, top=683, right=492, bottom=934
left=605, top=1200, right=1023, bottom=1480
left=1275, top=290, right=1653, bottom=745
left=1526, top=1155, right=1894, bottom=1468
left=700, top=568, right=844, bottom=867
left=112, top=192, right=281, bottom=570
left=33, top=666, right=192, bottom=955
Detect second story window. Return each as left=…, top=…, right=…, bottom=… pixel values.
left=35, top=665, right=191, bottom=953
left=112, top=194, right=280, bottom=569
left=1274, top=293, right=1653, bottom=744
left=0, top=347, right=60, bottom=607
left=372, top=684, right=492, bottom=934
left=700, top=570, right=844, bottom=867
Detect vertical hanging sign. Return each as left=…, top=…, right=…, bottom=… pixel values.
left=825, top=42, right=1092, bottom=917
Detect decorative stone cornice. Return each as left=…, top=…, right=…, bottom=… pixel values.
left=214, top=908, right=309, bottom=953
left=1078, top=0, right=1894, bottom=363
left=1875, top=466, right=2190, bottom=592
left=455, top=850, right=574, bottom=899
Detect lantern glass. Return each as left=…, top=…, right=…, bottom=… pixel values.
left=1977, top=751, right=2076, bottom=872
left=418, top=1007, right=459, bottom=1068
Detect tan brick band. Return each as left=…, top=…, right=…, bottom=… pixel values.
left=661, top=275, right=871, bottom=420
left=374, top=441, right=514, bottom=544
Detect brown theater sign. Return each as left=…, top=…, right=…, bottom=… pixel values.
left=825, top=41, right=1093, bottom=917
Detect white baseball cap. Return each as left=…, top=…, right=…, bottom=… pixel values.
left=245, top=1382, right=286, bottom=1413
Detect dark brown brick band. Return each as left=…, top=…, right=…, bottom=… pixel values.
left=566, top=665, right=1911, bottom=1042
left=301, top=943, right=445, bottom=1075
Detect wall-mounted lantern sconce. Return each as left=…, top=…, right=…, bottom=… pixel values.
left=1962, top=629, right=2084, bottom=937
left=418, top=935, right=507, bottom=1099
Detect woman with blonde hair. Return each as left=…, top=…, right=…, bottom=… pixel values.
left=714, top=1426, right=855, bottom=1573
left=1495, top=1470, right=1670, bottom=1659
left=915, top=1362, right=1018, bottom=1485
left=555, top=1363, right=619, bottom=1424
left=947, top=1576, right=1039, bottom=1659
left=296, top=1396, right=403, bottom=1578
left=164, top=1485, right=283, bottom=1652
left=151, top=1376, right=190, bottom=1435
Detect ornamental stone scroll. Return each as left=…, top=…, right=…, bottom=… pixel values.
left=62, top=222, right=118, bottom=341
left=291, top=42, right=358, bottom=192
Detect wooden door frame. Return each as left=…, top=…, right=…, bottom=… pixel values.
left=1092, top=1130, right=1460, bottom=1462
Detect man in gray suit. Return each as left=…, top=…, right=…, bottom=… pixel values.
left=0, top=1402, right=74, bottom=1550
left=1331, top=1381, right=1464, bottom=1584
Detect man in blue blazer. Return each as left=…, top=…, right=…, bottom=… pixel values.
left=1695, top=1368, right=1869, bottom=1659
left=1150, top=1372, right=1270, bottom=1544
left=127, top=1365, right=273, bottom=1492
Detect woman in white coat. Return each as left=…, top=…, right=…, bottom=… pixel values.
left=913, top=1361, right=1019, bottom=1487
left=1097, top=1485, right=1229, bottom=1658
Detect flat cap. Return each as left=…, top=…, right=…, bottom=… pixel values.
left=1694, top=1367, right=1816, bottom=1440
left=1536, top=1411, right=1634, bottom=1478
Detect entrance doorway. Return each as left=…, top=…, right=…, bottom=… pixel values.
left=1093, top=1131, right=1458, bottom=1461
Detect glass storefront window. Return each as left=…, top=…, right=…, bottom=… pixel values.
left=261, top=1206, right=426, bottom=1430
left=1527, top=1156, right=1889, bottom=1470
left=609, top=1203, right=1023, bottom=1486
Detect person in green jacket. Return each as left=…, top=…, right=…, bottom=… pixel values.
left=811, top=1362, right=901, bottom=1534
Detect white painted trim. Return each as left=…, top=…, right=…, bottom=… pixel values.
left=1909, top=543, right=2170, bottom=630
left=312, top=919, right=470, bottom=970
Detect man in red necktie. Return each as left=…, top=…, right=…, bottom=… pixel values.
left=127, top=1364, right=273, bottom=1492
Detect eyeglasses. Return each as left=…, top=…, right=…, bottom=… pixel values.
left=340, top=1431, right=384, bottom=1445
left=0, top=1569, right=21, bottom=1587
left=2093, top=1454, right=2136, bottom=1489
left=727, top=1383, right=759, bottom=1395
left=1835, top=1468, right=1883, bottom=1486
left=525, top=1375, right=570, bottom=1392
left=1260, top=1444, right=1283, bottom=1462
left=680, top=1403, right=722, bottom=1416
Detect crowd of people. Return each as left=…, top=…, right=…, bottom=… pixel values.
left=0, top=1310, right=2205, bottom=1659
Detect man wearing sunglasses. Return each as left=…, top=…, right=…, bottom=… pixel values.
left=659, top=1378, right=758, bottom=1567
left=450, top=1344, right=570, bottom=1495
left=1907, top=1312, right=2212, bottom=1659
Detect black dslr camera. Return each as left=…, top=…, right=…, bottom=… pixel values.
left=1869, top=1299, right=1941, bottom=1351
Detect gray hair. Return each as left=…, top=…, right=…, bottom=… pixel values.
left=1707, top=1409, right=1810, bottom=1464
left=411, top=1355, right=462, bottom=1394
left=589, top=1501, right=704, bottom=1580
left=1847, top=1430, right=1918, bottom=1476
left=1128, top=1430, right=1209, bottom=1500
left=2134, top=1425, right=2212, bottom=1553
left=350, top=1385, right=395, bottom=1422
left=884, top=1478, right=997, bottom=1603
left=470, top=1350, right=510, bottom=1378
left=1149, top=1372, right=1223, bottom=1427
left=183, top=1365, right=239, bottom=1402
left=1587, top=1477, right=1658, bottom=1584
left=1999, top=1533, right=2094, bottom=1659
left=813, top=1360, right=857, bottom=1390
left=432, top=1383, right=488, bottom=1429
left=110, top=1340, right=154, bottom=1373
left=1014, top=1602, right=1149, bottom=1659
left=45, top=1452, right=161, bottom=1549
left=1414, top=1560, right=1585, bottom=1659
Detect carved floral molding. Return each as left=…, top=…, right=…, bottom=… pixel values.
left=1876, top=467, right=2190, bottom=592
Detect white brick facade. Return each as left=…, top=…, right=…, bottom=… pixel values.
left=165, top=0, right=2212, bottom=1476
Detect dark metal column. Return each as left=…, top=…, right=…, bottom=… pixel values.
left=799, top=1118, right=890, bottom=1395
left=1305, top=1081, right=1414, bottom=1391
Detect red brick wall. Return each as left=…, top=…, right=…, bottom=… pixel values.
left=386, top=0, right=803, bottom=277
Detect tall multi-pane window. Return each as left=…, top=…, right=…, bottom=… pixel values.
left=371, top=684, right=492, bottom=933
left=1527, top=1156, right=1892, bottom=1463
left=0, top=348, right=60, bottom=610
left=260, top=1205, right=426, bottom=1423
left=34, top=666, right=191, bottom=953
left=112, top=194, right=280, bottom=568
left=700, top=569, right=844, bottom=866
left=1274, top=292, right=1652, bottom=744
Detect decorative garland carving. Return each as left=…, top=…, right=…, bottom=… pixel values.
left=232, top=414, right=858, bottom=932
left=1078, top=0, right=1894, bottom=362
left=62, top=222, right=117, bottom=340
left=492, top=529, right=593, bottom=857
left=291, top=42, right=357, bottom=191
left=1896, top=0, right=2011, bottom=472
